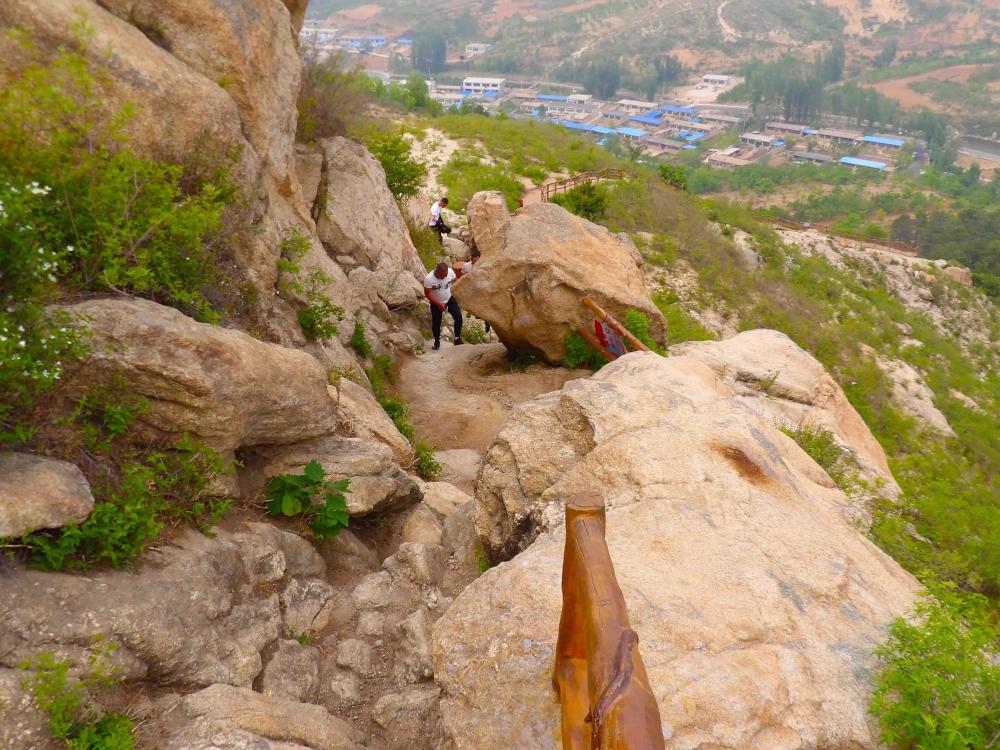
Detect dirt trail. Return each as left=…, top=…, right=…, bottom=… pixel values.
left=398, top=342, right=587, bottom=453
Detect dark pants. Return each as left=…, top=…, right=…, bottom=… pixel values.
left=432, top=217, right=451, bottom=244
left=431, top=297, right=462, bottom=342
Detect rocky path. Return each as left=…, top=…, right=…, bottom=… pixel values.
left=398, top=342, right=588, bottom=454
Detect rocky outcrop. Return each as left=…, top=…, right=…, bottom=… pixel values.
left=455, top=200, right=664, bottom=363
left=333, top=380, right=414, bottom=465
left=875, top=354, right=955, bottom=436
left=243, top=436, right=421, bottom=517
left=63, top=298, right=338, bottom=455
left=0, top=527, right=289, bottom=687
left=673, top=329, right=899, bottom=494
left=437, top=351, right=919, bottom=749
left=0, top=453, right=94, bottom=537
left=162, top=683, right=361, bottom=750
left=315, top=137, right=425, bottom=309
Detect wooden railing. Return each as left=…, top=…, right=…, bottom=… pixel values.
left=553, top=492, right=666, bottom=750
left=541, top=168, right=629, bottom=202
left=761, top=215, right=920, bottom=257
left=577, top=296, right=653, bottom=363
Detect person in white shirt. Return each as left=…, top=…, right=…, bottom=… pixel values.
left=423, top=261, right=463, bottom=350
left=428, top=197, right=451, bottom=244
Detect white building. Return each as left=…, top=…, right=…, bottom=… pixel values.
left=616, top=98, right=658, bottom=114
left=702, top=73, right=731, bottom=85
left=462, top=76, right=505, bottom=95
left=464, top=43, right=492, bottom=56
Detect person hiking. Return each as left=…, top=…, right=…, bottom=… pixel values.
left=429, top=196, right=451, bottom=244
left=424, top=261, right=462, bottom=350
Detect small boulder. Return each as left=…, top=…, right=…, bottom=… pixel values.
left=280, top=578, right=336, bottom=635
left=328, top=668, right=362, bottom=702
left=371, top=686, right=442, bottom=750
left=419, top=481, right=472, bottom=517
left=433, top=449, right=482, bottom=490
left=261, top=640, right=320, bottom=703
left=384, top=543, right=446, bottom=587
left=391, top=608, right=434, bottom=683
left=401, top=504, right=443, bottom=546
left=0, top=453, right=94, bottom=537
left=943, top=265, right=972, bottom=286
left=352, top=571, right=394, bottom=610
left=335, top=639, right=374, bottom=676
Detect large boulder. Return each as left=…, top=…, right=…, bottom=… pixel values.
left=453, top=201, right=664, bottom=363
left=672, top=330, right=899, bottom=494
left=62, top=298, right=338, bottom=454
left=0, top=526, right=292, bottom=687
left=465, top=191, right=510, bottom=257
left=0, top=453, right=94, bottom=537
left=316, top=137, right=425, bottom=309
left=95, top=0, right=300, bottom=180
left=436, top=352, right=919, bottom=749
left=333, top=380, right=414, bottom=465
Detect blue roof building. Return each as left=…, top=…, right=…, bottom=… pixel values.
left=862, top=135, right=906, bottom=148
left=661, top=104, right=698, bottom=116
left=396, top=37, right=413, bottom=44
left=615, top=127, right=648, bottom=138
left=537, top=94, right=569, bottom=102
left=630, top=114, right=664, bottom=126
left=840, top=156, right=889, bottom=171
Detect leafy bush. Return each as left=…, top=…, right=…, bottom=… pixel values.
left=563, top=332, right=607, bottom=371
left=406, top=216, right=444, bottom=271
left=657, top=163, right=688, bottom=191
left=438, top=150, right=524, bottom=211
left=297, top=51, right=372, bottom=141
left=365, top=131, right=426, bottom=199
left=871, top=582, right=1000, bottom=749
left=0, top=47, right=234, bottom=323
left=20, top=650, right=135, bottom=750
left=462, top=319, right=487, bottom=344
left=13, top=437, right=231, bottom=570
left=413, top=443, right=442, bottom=481
left=297, top=298, right=343, bottom=341
left=780, top=424, right=855, bottom=492
left=264, top=460, right=350, bottom=540
left=550, top=182, right=609, bottom=222
left=623, top=309, right=663, bottom=353
left=651, top=290, right=717, bottom=344
left=349, top=319, right=373, bottom=357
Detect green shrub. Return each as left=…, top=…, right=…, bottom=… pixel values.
left=780, top=424, right=856, bottom=493
left=13, top=437, right=231, bottom=570
left=623, top=308, right=663, bottom=353
left=462, top=318, right=487, bottom=344
left=20, top=651, right=135, bottom=750
left=0, top=47, right=234, bottom=323
left=438, top=150, right=523, bottom=211
left=652, top=291, right=717, bottom=344
left=657, top=162, right=688, bottom=191
left=349, top=319, right=372, bottom=357
left=264, top=460, right=350, bottom=540
left=406, top=216, right=444, bottom=271
left=550, top=182, right=609, bottom=222
left=414, top=443, right=441, bottom=480
left=365, top=130, right=426, bottom=199
left=871, top=582, right=1000, bottom=749
left=563, top=332, right=607, bottom=371
left=297, top=298, right=343, bottom=341
left=297, top=51, right=372, bottom=141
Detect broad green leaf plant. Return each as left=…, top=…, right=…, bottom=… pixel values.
left=264, top=460, right=350, bottom=539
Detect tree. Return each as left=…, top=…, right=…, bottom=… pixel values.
left=365, top=131, right=426, bottom=199
left=873, top=38, right=898, bottom=69
left=582, top=59, right=620, bottom=100
left=653, top=54, right=683, bottom=86
left=817, top=38, right=845, bottom=83
left=657, top=162, right=688, bottom=191
left=411, top=29, right=447, bottom=74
